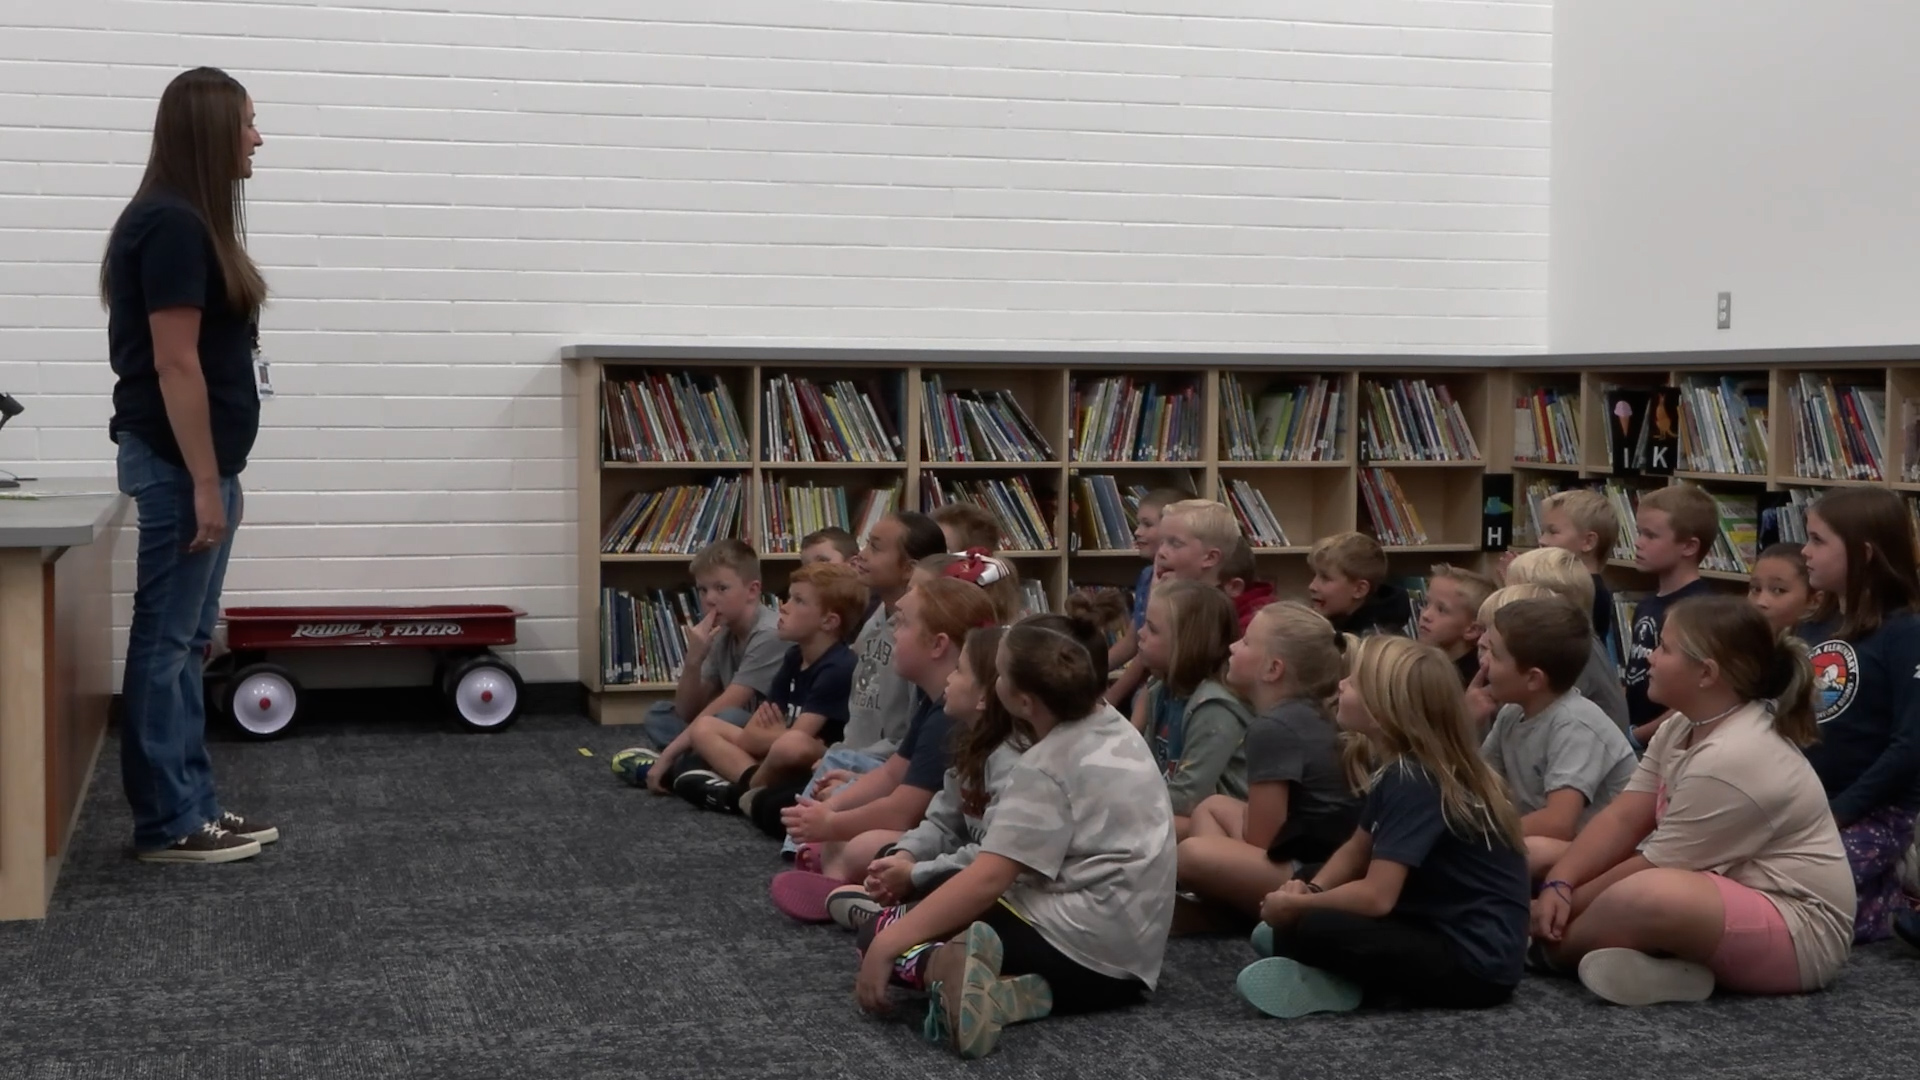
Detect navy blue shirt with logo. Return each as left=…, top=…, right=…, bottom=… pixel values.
left=1795, top=611, right=1920, bottom=825
left=892, top=692, right=954, bottom=793
left=764, top=640, right=857, bottom=747
left=1622, top=578, right=1716, bottom=727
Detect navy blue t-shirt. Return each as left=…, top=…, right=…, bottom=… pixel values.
left=1591, top=573, right=1614, bottom=641
left=892, top=692, right=953, bottom=793
left=1796, top=611, right=1920, bottom=824
left=104, top=190, right=261, bottom=477
left=765, top=640, right=857, bottom=746
left=1364, top=760, right=1530, bottom=987
left=1623, top=578, right=1716, bottom=726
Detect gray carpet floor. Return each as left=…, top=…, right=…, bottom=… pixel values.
left=3, top=708, right=1916, bottom=1079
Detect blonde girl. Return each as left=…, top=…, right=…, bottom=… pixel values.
left=1238, top=636, right=1531, bottom=1019
left=1134, top=580, right=1254, bottom=829
left=1533, top=595, right=1853, bottom=1005
left=1177, top=602, right=1361, bottom=917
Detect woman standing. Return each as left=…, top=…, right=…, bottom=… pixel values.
left=101, top=67, right=273, bottom=863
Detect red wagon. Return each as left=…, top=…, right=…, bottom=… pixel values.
left=209, top=605, right=527, bottom=739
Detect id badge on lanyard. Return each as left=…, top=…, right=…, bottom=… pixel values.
left=251, top=323, right=274, bottom=400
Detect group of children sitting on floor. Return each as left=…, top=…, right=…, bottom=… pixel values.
left=609, top=486, right=1920, bottom=1059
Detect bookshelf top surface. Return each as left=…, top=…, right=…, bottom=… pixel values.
left=561, top=342, right=1920, bottom=371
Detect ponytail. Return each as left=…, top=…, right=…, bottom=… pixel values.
left=1766, top=633, right=1819, bottom=747
left=1665, top=594, right=1821, bottom=748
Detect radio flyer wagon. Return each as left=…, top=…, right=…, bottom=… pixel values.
left=208, top=605, right=527, bottom=739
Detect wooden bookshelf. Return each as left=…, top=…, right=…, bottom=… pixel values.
left=565, top=351, right=1920, bottom=723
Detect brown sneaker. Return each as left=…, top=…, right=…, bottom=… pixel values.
left=137, top=821, right=262, bottom=864
left=217, top=810, right=279, bottom=845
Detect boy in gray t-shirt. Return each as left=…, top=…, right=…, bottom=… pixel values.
left=1481, top=599, right=1639, bottom=877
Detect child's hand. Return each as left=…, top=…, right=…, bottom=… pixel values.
left=748, top=702, right=784, bottom=731
left=1496, top=548, right=1519, bottom=580
left=854, top=937, right=898, bottom=1015
left=684, top=609, right=720, bottom=659
left=782, top=796, right=836, bottom=842
left=865, top=853, right=916, bottom=905
left=645, top=751, right=675, bottom=795
left=812, top=768, right=854, bottom=800
left=1275, top=878, right=1315, bottom=898
left=1258, top=888, right=1307, bottom=928
left=1531, top=887, right=1572, bottom=943
left=1465, top=663, right=1497, bottom=729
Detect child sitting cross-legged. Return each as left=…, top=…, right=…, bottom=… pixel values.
left=829, top=612, right=1112, bottom=931
left=1176, top=602, right=1361, bottom=922
left=1533, top=595, right=1853, bottom=1006
left=1479, top=598, right=1637, bottom=879
left=669, top=562, right=869, bottom=813
left=1134, top=580, right=1254, bottom=835
left=1236, top=636, right=1531, bottom=1019
left=853, top=618, right=1175, bottom=1059
left=768, top=572, right=999, bottom=920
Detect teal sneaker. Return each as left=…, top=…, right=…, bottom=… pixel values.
left=1250, top=921, right=1275, bottom=958
left=610, top=747, right=658, bottom=787
left=1236, top=957, right=1363, bottom=1019
left=922, top=923, right=1052, bottom=1059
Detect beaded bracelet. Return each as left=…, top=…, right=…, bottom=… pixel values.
left=1541, top=879, right=1574, bottom=898
left=1305, top=882, right=1325, bottom=894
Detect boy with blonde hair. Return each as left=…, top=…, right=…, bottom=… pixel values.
left=1623, top=485, right=1717, bottom=746
left=1105, top=488, right=1192, bottom=706
left=1307, top=531, right=1408, bottom=637
left=1153, top=498, right=1241, bottom=585
left=1538, top=488, right=1620, bottom=640
left=1420, top=563, right=1498, bottom=687
left=1504, top=546, right=1632, bottom=734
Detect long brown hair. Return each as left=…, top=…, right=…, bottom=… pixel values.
left=948, top=628, right=1025, bottom=817
left=101, top=67, right=267, bottom=315
left=1663, top=595, right=1819, bottom=747
left=1150, top=579, right=1237, bottom=697
left=1808, top=487, right=1920, bottom=640
left=1346, top=635, right=1524, bottom=849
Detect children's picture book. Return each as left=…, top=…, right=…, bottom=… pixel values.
left=1606, top=388, right=1649, bottom=474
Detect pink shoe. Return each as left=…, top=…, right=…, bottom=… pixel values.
left=771, top=870, right=843, bottom=923
left=794, top=843, right=824, bottom=875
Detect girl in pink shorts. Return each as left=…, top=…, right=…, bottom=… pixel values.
left=1530, top=595, right=1855, bottom=1006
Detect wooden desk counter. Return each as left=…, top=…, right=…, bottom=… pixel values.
left=0, top=481, right=127, bottom=921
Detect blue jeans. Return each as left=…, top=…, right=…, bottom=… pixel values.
left=781, top=748, right=887, bottom=856
left=116, top=435, right=242, bottom=851
left=643, top=699, right=748, bottom=749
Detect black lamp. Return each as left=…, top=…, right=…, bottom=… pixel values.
left=0, top=394, right=23, bottom=489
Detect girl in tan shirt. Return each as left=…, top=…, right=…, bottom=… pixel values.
left=1531, top=595, right=1854, bottom=1006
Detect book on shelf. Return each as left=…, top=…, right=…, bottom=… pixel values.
left=920, top=376, right=1054, bottom=463
left=1757, top=488, right=1815, bottom=547
left=1602, top=481, right=1639, bottom=562
left=601, top=476, right=746, bottom=555
left=1359, top=468, right=1428, bottom=546
left=1702, top=492, right=1758, bottom=575
left=1070, top=377, right=1201, bottom=462
left=1223, top=480, right=1290, bottom=547
left=1789, top=374, right=1885, bottom=481
left=1220, top=373, right=1344, bottom=462
left=755, top=477, right=904, bottom=554
left=1020, top=580, right=1051, bottom=617
left=1905, top=399, right=1920, bottom=483
left=601, top=372, right=750, bottom=463
left=762, top=375, right=903, bottom=464
left=1513, top=387, right=1581, bottom=465
left=1071, top=475, right=1149, bottom=552
left=1359, top=379, right=1481, bottom=462
left=1603, top=386, right=1680, bottom=476
left=922, top=474, right=1057, bottom=552
left=600, top=586, right=698, bottom=685
left=1402, top=576, right=1427, bottom=639
left=1609, top=593, right=1642, bottom=673
left=1678, top=375, right=1768, bottom=476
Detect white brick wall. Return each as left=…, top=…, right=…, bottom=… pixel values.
left=0, top=0, right=1550, bottom=684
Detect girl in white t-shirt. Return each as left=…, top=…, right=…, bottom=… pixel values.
left=853, top=616, right=1176, bottom=1059
left=1532, top=594, right=1854, bottom=1006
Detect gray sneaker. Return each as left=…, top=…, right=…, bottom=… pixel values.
left=137, top=821, right=262, bottom=865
